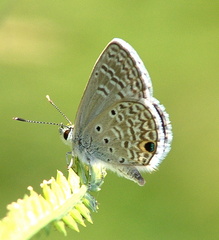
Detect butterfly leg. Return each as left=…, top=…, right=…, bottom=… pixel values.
left=88, top=164, right=107, bottom=191
left=66, top=151, right=74, bottom=169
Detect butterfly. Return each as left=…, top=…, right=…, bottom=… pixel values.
left=59, top=38, right=172, bottom=186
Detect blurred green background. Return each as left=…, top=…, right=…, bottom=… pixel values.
left=0, top=0, right=218, bottom=239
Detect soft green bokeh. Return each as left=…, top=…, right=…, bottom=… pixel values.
left=0, top=1, right=218, bottom=239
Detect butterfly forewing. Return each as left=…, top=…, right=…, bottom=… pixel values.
left=74, top=38, right=153, bottom=131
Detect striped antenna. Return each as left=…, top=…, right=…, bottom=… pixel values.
left=46, top=95, right=72, bottom=125
left=13, top=95, right=72, bottom=127
left=12, top=117, right=64, bottom=127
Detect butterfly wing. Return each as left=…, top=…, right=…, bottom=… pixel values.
left=72, top=38, right=172, bottom=185
left=74, top=38, right=153, bottom=131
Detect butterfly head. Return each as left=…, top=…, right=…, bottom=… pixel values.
left=59, top=124, right=74, bottom=147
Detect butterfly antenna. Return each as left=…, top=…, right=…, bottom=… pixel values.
left=46, top=95, right=72, bottom=125
left=13, top=95, right=72, bottom=127
left=12, top=117, right=64, bottom=127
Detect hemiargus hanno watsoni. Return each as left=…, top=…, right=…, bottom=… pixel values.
left=59, top=38, right=173, bottom=186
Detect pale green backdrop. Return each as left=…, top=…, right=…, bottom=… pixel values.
left=0, top=1, right=218, bottom=240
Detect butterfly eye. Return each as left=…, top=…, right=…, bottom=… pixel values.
left=63, top=129, right=70, bottom=140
